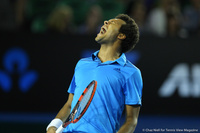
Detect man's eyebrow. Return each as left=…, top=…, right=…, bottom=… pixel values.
left=109, top=19, right=118, bottom=24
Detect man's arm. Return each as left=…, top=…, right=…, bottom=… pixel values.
left=47, top=93, right=74, bottom=133
left=117, top=105, right=140, bottom=133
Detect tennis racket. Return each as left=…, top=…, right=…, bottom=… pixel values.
left=56, top=80, right=97, bottom=133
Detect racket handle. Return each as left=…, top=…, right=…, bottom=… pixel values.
left=56, top=125, right=65, bottom=133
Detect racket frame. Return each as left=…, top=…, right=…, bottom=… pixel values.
left=62, top=80, right=97, bottom=128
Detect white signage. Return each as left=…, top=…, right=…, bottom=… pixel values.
left=158, top=63, right=200, bottom=98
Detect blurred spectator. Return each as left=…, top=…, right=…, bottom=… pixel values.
left=57, top=0, right=92, bottom=27
left=126, top=0, right=148, bottom=35
left=98, top=0, right=125, bottom=20
left=46, top=5, right=76, bottom=34
left=146, top=0, right=182, bottom=37
left=0, top=0, right=27, bottom=32
left=25, top=0, right=59, bottom=33
left=166, top=8, right=183, bottom=37
left=78, top=5, right=103, bottom=35
left=182, top=0, right=200, bottom=36
left=144, top=0, right=156, bottom=13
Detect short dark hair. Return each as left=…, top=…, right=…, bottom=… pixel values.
left=115, top=14, right=139, bottom=53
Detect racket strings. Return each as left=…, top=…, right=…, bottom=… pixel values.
left=73, top=84, right=94, bottom=120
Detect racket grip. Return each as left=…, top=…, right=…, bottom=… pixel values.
left=56, top=125, right=65, bottom=133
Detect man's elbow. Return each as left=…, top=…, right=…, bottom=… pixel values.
left=126, top=118, right=138, bottom=132
left=131, top=118, right=138, bottom=130
left=66, top=101, right=72, bottom=110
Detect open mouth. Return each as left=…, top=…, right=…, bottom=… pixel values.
left=100, top=27, right=107, bottom=34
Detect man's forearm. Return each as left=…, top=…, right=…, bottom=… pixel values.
left=55, top=102, right=71, bottom=122
left=46, top=94, right=73, bottom=133
left=117, top=119, right=137, bottom=133
left=55, top=93, right=73, bottom=122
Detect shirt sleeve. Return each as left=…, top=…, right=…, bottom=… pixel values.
left=67, top=60, right=81, bottom=94
left=123, top=69, right=143, bottom=105
left=67, top=74, right=76, bottom=94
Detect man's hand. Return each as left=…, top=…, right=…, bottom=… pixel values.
left=47, top=126, right=57, bottom=133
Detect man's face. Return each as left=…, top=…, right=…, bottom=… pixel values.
left=95, top=18, right=126, bottom=44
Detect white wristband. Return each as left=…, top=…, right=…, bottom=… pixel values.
left=46, top=118, right=63, bottom=131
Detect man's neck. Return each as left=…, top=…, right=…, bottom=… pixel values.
left=98, top=44, right=121, bottom=63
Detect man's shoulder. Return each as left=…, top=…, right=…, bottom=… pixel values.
left=79, top=57, right=93, bottom=62
left=75, top=57, right=93, bottom=67
left=125, top=60, right=140, bottom=71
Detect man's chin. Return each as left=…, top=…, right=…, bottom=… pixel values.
left=95, top=33, right=106, bottom=44
left=95, top=36, right=98, bottom=42
left=95, top=34, right=101, bottom=42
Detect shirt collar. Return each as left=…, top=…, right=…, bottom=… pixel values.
left=92, top=50, right=126, bottom=66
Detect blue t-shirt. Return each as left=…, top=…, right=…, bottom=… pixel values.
left=64, top=51, right=143, bottom=133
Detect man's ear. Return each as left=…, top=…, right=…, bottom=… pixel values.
left=118, top=33, right=126, bottom=40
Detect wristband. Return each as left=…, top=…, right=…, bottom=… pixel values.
left=46, top=118, right=63, bottom=131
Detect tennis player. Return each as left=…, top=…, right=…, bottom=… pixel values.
left=46, top=14, right=143, bottom=133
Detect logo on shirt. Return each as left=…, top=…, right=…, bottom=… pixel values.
left=113, top=68, right=121, bottom=73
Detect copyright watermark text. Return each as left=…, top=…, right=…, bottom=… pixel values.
left=142, top=128, right=199, bottom=132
